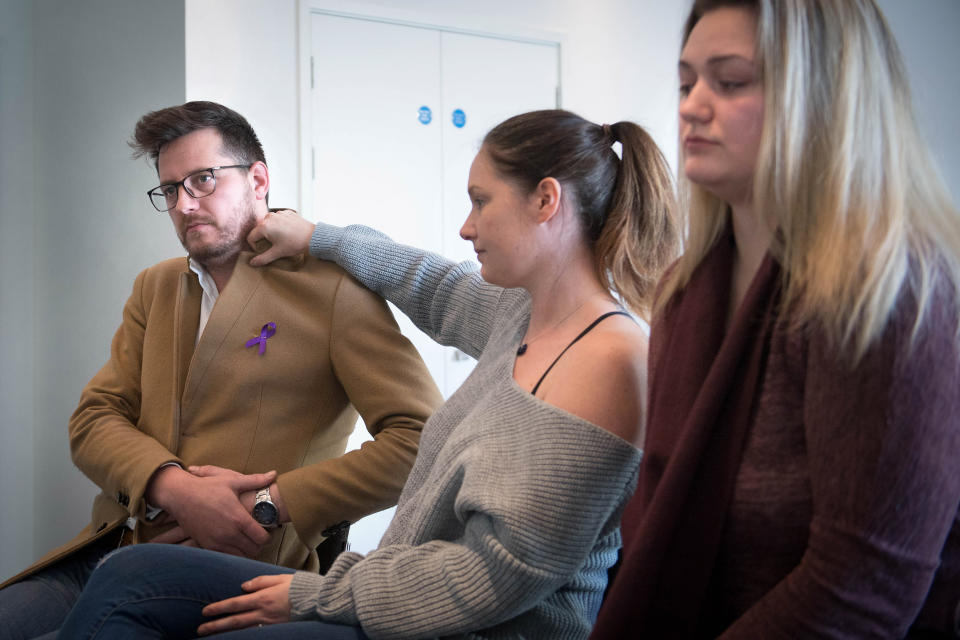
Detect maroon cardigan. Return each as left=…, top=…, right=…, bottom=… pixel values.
left=592, top=234, right=960, bottom=638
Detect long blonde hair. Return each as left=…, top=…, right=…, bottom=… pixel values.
left=659, top=0, right=960, bottom=359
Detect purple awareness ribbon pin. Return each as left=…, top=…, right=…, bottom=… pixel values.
left=245, top=322, right=276, bottom=356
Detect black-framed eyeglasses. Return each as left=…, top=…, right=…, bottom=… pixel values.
left=147, top=164, right=251, bottom=212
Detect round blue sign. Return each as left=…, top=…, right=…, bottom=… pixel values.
left=452, top=109, right=466, bottom=128
left=418, top=106, right=432, bottom=125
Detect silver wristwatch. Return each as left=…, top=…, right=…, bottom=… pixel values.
left=252, top=487, right=280, bottom=529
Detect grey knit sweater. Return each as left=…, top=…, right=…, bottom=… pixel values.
left=287, top=223, right=642, bottom=639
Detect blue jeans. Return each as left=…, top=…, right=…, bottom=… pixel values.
left=0, top=532, right=120, bottom=640
left=58, top=545, right=368, bottom=639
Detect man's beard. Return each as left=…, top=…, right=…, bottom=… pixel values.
left=181, top=197, right=258, bottom=267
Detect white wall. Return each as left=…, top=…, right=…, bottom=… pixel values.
left=185, top=1, right=301, bottom=207
left=186, top=0, right=690, bottom=213
left=185, top=0, right=960, bottom=208
left=877, top=0, right=960, bottom=203
left=0, top=0, right=185, bottom=580
left=0, top=0, right=38, bottom=582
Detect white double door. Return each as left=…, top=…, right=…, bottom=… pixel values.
left=309, top=12, right=560, bottom=399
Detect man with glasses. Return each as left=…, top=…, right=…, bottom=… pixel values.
left=0, top=101, right=443, bottom=638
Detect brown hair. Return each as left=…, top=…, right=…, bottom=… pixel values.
left=483, top=110, right=680, bottom=319
left=130, top=100, right=266, bottom=169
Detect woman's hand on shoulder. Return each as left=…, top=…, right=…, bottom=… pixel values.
left=248, top=209, right=315, bottom=267
left=539, top=318, right=648, bottom=447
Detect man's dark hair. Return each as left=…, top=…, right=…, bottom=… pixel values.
left=130, top=101, right=267, bottom=169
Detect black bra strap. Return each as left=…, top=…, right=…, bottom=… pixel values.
left=530, top=310, right=632, bottom=396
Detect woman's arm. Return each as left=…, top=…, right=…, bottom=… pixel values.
left=248, top=211, right=513, bottom=358
left=721, top=287, right=960, bottom=638
left=288, top=418, right=640, bottom=638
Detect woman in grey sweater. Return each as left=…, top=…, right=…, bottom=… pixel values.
left=57, top=110, right=680, bottom=639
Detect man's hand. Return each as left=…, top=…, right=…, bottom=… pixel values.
left=191, top=464, right=291, bottom=523
left=145, top=465, right=276, bottom=557
left=197, top=574, right=294, bottom=636
left=247, top=209, right=315, bottom=267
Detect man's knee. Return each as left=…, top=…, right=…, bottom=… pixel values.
left=0, top=573, right=77, bottom=639
left=0, top=536, right=113, bottom=638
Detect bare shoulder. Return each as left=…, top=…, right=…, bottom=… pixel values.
left=538, top=314, right=648, bottom=446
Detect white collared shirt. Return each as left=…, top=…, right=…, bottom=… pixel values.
left=189, top=258, right=220, bottom=345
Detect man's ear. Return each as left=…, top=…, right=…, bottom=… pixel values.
left=249, top=161, right=270, bottom=200
left=534, top=177, right=562, bottom=224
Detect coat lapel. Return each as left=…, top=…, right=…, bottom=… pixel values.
left=181, top=253, right=264, bottom=410
left=175, top=269, right=201, bottom=406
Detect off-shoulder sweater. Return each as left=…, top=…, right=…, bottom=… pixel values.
left=288, top=223, right=642, bottom=640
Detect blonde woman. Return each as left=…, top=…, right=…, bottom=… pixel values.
left=594, top=0, right=960, bottom=638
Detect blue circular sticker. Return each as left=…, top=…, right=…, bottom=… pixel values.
left=418, top=106, right=432, bottom=125
left=452, top=109, right=466, bottom=128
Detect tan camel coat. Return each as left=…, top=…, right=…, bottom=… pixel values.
left=3, top=251, right=441, bottom=586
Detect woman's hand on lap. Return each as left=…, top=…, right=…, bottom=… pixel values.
left=197, top=573, right=294, bottom=635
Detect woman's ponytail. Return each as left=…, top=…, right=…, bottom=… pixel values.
left=595, top=122, right=681, bottom=318
left=484, top=110, right=680, bottom=318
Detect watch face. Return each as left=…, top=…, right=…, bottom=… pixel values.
left=252, top=501, right=279, bottom=526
